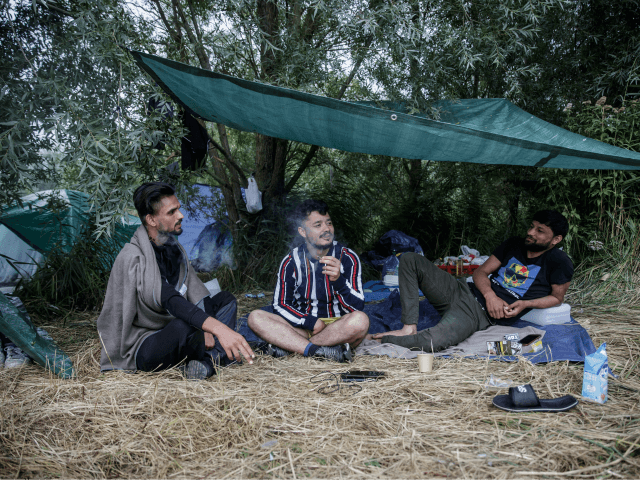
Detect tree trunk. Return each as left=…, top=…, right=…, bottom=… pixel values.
left=255, top=134, right=288, bottom=213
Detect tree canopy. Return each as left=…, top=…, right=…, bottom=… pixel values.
left=2, top=0, right=639, bottom=290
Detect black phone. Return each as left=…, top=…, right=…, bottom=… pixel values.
left=520, top=334, right=542, bottom=345
left=340, top=370, right=385, bottom=382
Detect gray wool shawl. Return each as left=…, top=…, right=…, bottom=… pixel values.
left=97, top=225, right=210, bottom=372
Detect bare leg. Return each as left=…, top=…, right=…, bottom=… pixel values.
left=309, top=311, right=369, bottom=349
left=247, top=310, right=310, bottom=354
left=248, top=310, right=369, bottom=352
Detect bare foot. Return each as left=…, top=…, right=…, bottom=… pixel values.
left=371, top=324, right=417, bottom=339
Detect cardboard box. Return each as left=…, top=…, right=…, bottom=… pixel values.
left=582, top=343, right=608, bottom=404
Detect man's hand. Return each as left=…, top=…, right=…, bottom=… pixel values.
left=202, top=317, right=255, bottom=364
left=204, top=332, right=216, bottom=349
left=504, top=300, right=529, bottom=318
left=372, top=324, right=417, bottom=339
left=320, top=256, right=341, bottom=282
left=486, top=293, right=509, bottom=319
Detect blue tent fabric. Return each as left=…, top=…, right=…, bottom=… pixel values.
left=363, top=291, right=595, bottom=363
left=178, top=184, right=234, bottom=271
left=189, top=223, right=234, bottom=272
left=364, top=280, right=423, bottom=302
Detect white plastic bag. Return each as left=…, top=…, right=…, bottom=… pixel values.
left=245, top=175, right=263, bottom=213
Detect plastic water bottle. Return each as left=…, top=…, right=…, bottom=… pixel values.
left=383, top=251, right=400, bottom=287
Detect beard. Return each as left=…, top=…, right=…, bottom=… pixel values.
left=156, top=222, right=183, bottom=245
left=524, top=236, right=551, bottom=252
left=312, top=233, right=334, bottom=250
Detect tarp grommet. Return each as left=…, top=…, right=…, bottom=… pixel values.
left=390, top=114, right=397, bottom=121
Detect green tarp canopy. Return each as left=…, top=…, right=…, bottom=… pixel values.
left=130, top=49, right=640, bottom=170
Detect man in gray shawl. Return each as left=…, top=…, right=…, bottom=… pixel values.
left=97, top=182, right=254, bottom=379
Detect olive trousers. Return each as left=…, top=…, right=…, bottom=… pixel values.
left=380, top=253, right=491, bottom=352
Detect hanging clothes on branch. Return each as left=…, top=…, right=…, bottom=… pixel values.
left=181, top=111, right=209, bottom=171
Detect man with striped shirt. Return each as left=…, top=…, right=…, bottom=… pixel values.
left=248, top=200, right=369, bottom=362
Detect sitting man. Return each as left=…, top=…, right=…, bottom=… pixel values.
left=248, top=199, right=369, bottom=362
left=97, top=182, right=254, bottom=379
left=371, top=210, right=573, bottom=351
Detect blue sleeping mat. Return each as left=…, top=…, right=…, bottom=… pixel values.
left=238, top=291, right=595, bottom=363
left=363, top=291, right=595, bottom=363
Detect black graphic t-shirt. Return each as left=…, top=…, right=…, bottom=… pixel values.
left=469, top=237, right=574, bottom=322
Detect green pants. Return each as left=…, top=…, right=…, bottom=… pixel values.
left=380, top=253, right=491, bottom=352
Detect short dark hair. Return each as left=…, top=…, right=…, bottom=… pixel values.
left=134, top=182, right=176, bottom=225
left=532, top=209, right=569, bottom=239
left=294, top=199, right=329, bottom=227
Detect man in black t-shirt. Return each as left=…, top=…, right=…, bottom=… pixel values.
left=370, top=210, right=573, bottom=352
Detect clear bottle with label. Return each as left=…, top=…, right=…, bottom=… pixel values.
left=383, top=251, right=400, bottom=287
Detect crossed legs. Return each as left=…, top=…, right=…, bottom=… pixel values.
left=247, top=310, right=369, bottom=354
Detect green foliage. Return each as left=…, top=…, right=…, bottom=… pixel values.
left=1, top=1, right=186, bottom=238
left=2, top=0, right=639, bottom=303
left=13, top=213, right=127, bottom=319
left=567, top=214, right=640, bottom=307
left=564, top=97, right=640, bottom=151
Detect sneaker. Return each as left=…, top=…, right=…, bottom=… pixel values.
left=183, top=360, right=214, bottom=380
left=313, top=343, right=353, bottom=363
left=4, top=344, right=32, bottom=369
left=265, top=344, right=292, bottom=358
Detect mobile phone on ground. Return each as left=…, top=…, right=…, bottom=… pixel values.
left=340, top=371, right=385, bottom=382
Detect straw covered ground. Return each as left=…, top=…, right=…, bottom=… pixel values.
left=1, top=296, right=639, bottom=479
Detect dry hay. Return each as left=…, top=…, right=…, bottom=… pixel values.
left=0, top=304, right=639, bottom=479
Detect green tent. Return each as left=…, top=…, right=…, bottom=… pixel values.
left=0, top=189, right=140, bottom=287
left=129, top=49, right=640, bottom=171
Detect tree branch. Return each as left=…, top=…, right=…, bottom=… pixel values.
left=150, top=0, right=180, bottom=43
left=208, top=130, right=248, bottom=186
left=284, top=34, right=374, bottom=192
left=284, top=145, right=319, bottom=192
left=186, top=0, right=203, bottom=44
left=172, top=0, right=210, bottom=69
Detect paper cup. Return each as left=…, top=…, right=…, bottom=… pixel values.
left=417, top=353, right=434, bottom=373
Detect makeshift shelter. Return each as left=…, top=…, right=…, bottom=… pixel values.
left=0, top=190, right=140, bottom=290
left=128, top=49, right=640, bottom=170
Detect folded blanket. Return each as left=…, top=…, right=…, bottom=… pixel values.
left=356, top=325, right=545, bottom=359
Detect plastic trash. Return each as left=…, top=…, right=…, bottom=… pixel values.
left=461, top=245, right=480, bottom=257
left=383, top=252, right=400, bottom=287
left=471, top=255, right=489, bottom=265
left=484, top=374, right=513, bottom=390
left=582, top=343, right=608, bottom=404
left=245, top=175, right=263, bottom=213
